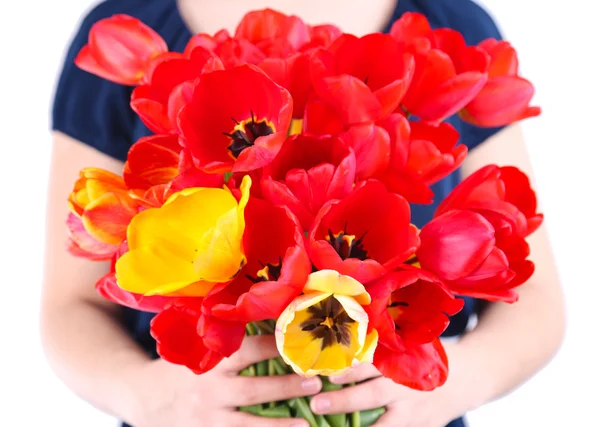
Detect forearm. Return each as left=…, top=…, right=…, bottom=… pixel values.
left=445, top=225, right=566, bottom=411
left=40, top=297, right=149, bottom=424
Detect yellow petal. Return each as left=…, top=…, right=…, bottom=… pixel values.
left=356, top=329, right=378, bottom=364
left=309, top=321, right=361, bottom=376
left=304, top=270, right=371, bottom=305
left=117, top=178, right=252, bottom=296
left=115, top=246, right=198, bottom=295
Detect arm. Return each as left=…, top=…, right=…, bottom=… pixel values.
left=309, top=125, right=566, bottom=426
left=40, top=132, right=148, bottom=423
left=40, top=133, right=320, bottom=427
left=446, top=124, right=566, bottom=412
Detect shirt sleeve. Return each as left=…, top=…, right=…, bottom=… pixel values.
left=51, top=1, right=136, bottom=162
left=441, top=0, right=508, bottom=150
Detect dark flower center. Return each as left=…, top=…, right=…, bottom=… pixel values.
left=246, top=257, right=282, bottom=283
left=300, top=297, right=356, bottom=349
left=326, top=226, right=368, bottom=261
left=223, top=112, right=275, bottom=159
left=388, top=296, right=410, bottom=331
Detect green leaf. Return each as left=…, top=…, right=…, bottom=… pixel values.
left=359, top=408, right=386, bottom=427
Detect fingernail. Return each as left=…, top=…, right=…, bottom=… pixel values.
left=301, top=377, right=322, bottom=392
left=330, top=374, right=347, bottom=384
left=290, top=422, right=309, bottom=427
left=311, top=397, right=331, bottom=413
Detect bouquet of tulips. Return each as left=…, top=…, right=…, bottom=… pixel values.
left=66, top=9, right=543, bottom=426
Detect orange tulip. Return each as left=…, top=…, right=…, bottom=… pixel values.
left=68, top=168, right=139, bottom=247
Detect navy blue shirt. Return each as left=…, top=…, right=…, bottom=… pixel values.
left=52, top=1, right=505, bottom=426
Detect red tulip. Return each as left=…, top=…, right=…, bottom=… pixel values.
left=437, top=165, right=543, bottom=237
left=460, top=39, right=541, bottom=127
left=123, top=135, right=181, bottom=191
left=309, top=180, right=419, bottom=284
left=185, top=30, right=266, bottom=68
left=258, top=52, right=312, bottom=118
left=303, top=99, right=391, bottom=180
left=366, top=268, right=464, bottom=348
left=235, top=9, right=312, bottom=58
left=131, top=47, right=221, bottom=134
left=417, top=210, right=533, bottom=302
left=261, top=134, right=356, bottom=229
left=178, top=65, right=293, bottom=173
left=301, top=24, right=343, bottom=52
left=311, top=33, right=415, bottom=124
left=365, top=267, right=463, bottom=390
left=391, top=13, right=489, bottom=123
left=150, top=298, right=245, bottom=374
left=123, top=136, right=223, bottom=207
left=374, top=338, right=449, bottom=391
left=75, top=15, right=168, bottom=85
left=379, top=115, right=467, bottom=203
left=211, top=197, right=311, bottom=322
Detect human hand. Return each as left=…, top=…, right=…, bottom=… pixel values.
left=129, top=335, right=321, bottom=427
left=309, top=351, right=470, bottom=427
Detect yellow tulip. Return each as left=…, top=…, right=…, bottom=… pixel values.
left=115, top=176, right=251, bottom=297
left=275, top=269, right=378, bottom=377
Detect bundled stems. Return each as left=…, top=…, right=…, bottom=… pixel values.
left=239, top=321, right=385, bottom=426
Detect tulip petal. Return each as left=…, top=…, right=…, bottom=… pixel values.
left=418, top=210, right=496, bottom=280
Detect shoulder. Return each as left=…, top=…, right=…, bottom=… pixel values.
left=420, top=0, right=504, bottom=43
left=52, top=0, right=188, bottom=161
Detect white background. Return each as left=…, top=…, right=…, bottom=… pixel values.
left=0, top=1, right=597, bottom=426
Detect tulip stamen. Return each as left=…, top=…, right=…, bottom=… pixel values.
left=300, top=297, right=356, bottom=349
left=246, top=257, right=283, bottom=283
left=224, top=111, right=275, bottom=159
left=326, top=228, right=368, bottom=261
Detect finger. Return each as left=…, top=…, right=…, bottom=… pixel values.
left=232, top=374, right=323, bottom=406
left=229, top=411, right=309, bottom=427
left=329, top=363, right=381, bottom=385
left=220, top=335, right=280, bottom=371
left=310, top=377, right=394, bottom=414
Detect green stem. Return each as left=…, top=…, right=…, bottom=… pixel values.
left=239, top=404, right=262, bottom=415
left=290, top=397, right=319, bottom=427
left=359, top=408, right=386, bottom=427
left=260, top=405, right=292, bottom=418
left=349, top=383, right=361, bottom=427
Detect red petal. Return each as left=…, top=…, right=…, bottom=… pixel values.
left=66, top=213, right=117, bottom=260
left=179, top=65, right=293, bottom=172
left=418, top=210, right=496, bottom=280
left=150, top=299, right=227, bottom=374
left=373, top=339, right=449, bottom=391
left=340, top=123, right=390, bottom=179
left=314, top=74, right=382, bottom=124
left=461, top=76, right=540, bottom=127
left=95, top=272, right=171, bottom=312
left=123, top=135, right=181, bottom=190
left=79, top=15, right=167, bottom=85
left=479, top=39, right=519, bottom=77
